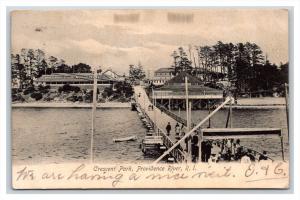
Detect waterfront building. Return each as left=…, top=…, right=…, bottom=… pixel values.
left=34, top=72, right=121, bottom=90
left=152, top=72, right=224, bottom=109
left=102, top=68, right=126, bottom=81
left=151, top=67, right=174, bottom=86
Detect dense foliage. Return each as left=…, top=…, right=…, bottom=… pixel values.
left=128, top=63, right=146, bottom=83
left=11, top=48, right=92, bottom=89
left=171, top=42, right=288, bottom=95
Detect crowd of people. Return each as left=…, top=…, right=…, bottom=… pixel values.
left=165, top=122, right=270, bottom=163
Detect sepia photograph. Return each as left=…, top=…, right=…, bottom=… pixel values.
left=10, top=9, right=289, bottom=189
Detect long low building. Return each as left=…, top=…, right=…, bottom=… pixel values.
left=34, top=72, right=121, bottom=90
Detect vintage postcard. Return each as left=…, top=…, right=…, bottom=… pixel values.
left=11, top=9, right=289, bottom=189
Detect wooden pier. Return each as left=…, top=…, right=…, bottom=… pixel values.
left=134, top=86, right=187, bottom=162
left=134, top=85, right=285, bottom=164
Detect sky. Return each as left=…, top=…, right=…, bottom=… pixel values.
left=11, top=9, right=289, bottom=75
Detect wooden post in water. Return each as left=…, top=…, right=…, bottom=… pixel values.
left=91, top=68, right=98, bottom=163
left=284, top=83, right=289, bottom=140
left=280, top=136, right=285, bottom=161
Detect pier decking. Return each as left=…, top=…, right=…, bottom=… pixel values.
left=134, top=86, right=187, bottom=162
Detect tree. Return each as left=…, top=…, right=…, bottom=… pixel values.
left=224, top=43, right=236, bottom=83
left=47, top=56, right=59, bottom=74
left=115, top=81, right=134, bottom=98
left=178, top=47, right=193, bottom=74
left=279, top=62, right=288, bottom=84
left=56, top=63, right=72, bottom=73
left=11, top=54, right=26, bottom=89
left=197, top=45, right=215, bottom=81
left=34, top=49, right=47, bottom=77
left=171, top=47, right=193, bottom=75
left=72, top=63, right=92, bottom=73
left=234, top=43, right=250, bottom=93
left=170, top=50, right=179, bottom=75
left=128, top=64, right=146, bottom=83
left=20, top=48, right=35, bottom=86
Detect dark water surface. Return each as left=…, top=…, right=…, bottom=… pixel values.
left=12, top=107, right=289, bottom=164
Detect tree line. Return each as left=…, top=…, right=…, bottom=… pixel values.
left=170, top=41, right=288, bottom=96
left=11, top=48, right=93, bottom=89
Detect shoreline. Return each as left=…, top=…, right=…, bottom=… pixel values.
left=223, top=105, right=285, bottom=109
left=11, top=102, right=286, bottom=109
left=11, top=97, right=287, bottom=109
left=12, top=102, right=131, bottom=108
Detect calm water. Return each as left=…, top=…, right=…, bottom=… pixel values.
left=12, top=108, right=149, bottom=164
left=12, top=107, right=289, bottom=164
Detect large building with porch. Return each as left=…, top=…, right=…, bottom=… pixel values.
left=151, top=72, right=224, bottom=109
left=151, top=67, right=174, bottom=86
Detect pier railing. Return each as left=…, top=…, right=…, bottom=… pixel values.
left=137, top=103, right=186, bottom=162
left=156, top=103, right=196, bottom=127
left=153, top=97, right=233, bottom=164
left=156, top=128, right=186, bottom=162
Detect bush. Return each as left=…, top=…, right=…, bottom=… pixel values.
left=103, top=86, right=113, bottom=97
left=98, top=98, right=106, bottom=103
left=119, top=96, right=127, bottom=103
left=85, top=95, right=92, bottom=103
left=12, top=88, right=22, bottom=96
left=12, top=94, right=25, bottom=102
left=66, top=95, right=78, bottom=102
left=37, top=84, right=50, bottom=94
left=72, top=86, right=80, bottom=93
left=58, top=84, right=81, bottom=93
left=77, top=96, right=83, bottom=102
left=44, top=96, right=53, bottom=102
left=23, top=86, right=35, bottom=95
left=30, top=92, right=43, bottom=101
left=58, top=84, right=72, bottom=93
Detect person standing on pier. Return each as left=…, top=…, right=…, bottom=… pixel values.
left=166, top=122, right=171, bottom=136
left=175, top=123, right=181, bottom=139
left=191, top=131, right=200, bottom=163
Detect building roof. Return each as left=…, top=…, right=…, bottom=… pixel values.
left=154, top=67, right=174, bottom=73
left=157, top=72, right=223, bottom=95
left=165, top=71, right=202, bottom=86
left=102, top=69, right=123, bottom=77
left=35, top=73, right=119, bottom=83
